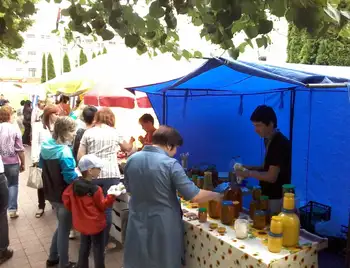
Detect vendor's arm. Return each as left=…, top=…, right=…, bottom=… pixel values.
left=240, top=166, right=280, bottom=183
left=243, top=165, right=264, bottom=171
left=170, top=161, right=222, bottom=203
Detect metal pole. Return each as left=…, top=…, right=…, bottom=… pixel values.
left=305, top=83, right=348, bottom=88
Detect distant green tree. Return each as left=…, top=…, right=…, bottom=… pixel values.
left=63, top=53, right=71, bottom=73
left=287, top=23, right=350, bottom=66
left=79, top=49, right=88, bottom=65
left=103, top=47, right=108, bottom=54
left=41, top=54, right=46, bottom=83
left=92, top=52, right=96, bottom=59
left=47, top=53, right=56, bottom=81
left=97, top=51, right=101, bottom=56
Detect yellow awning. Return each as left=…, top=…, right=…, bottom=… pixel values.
left=44, top=79, right=94, bottom=97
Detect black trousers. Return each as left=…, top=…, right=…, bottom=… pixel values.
left=37, top=188, right=45, bottom=210
left=22, top=124, right=31, bottom=145
left=78, top=230, right=105, bottom=268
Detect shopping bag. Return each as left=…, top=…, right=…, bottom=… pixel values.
left=27, top=166, right=43, bottom=189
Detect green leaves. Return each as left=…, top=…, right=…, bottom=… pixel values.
left=2, top=0, right=349, bottom=62
left=149, top=1, right=165, bottom=18
left=125, top=34, right=140, bottom=48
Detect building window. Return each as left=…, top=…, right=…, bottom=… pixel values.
left=16, top=68, right=23, bottom=72
left=28, top=68, right=36, bottom=77
left=85, top=39, right=93, bottom=44
left=109, top=41, right=116, bottom=45
left=26, top=33, right=35, bottom=38
left=28, top=51, right=36, bottom=56
left=46, top=35, right=50, bottom=39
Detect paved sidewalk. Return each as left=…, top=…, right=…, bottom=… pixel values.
left=2, top=148, right=123, bottom=268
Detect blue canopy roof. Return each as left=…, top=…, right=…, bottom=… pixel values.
left=128, top=57, right=349, bottom=95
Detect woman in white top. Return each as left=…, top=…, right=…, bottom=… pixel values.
left=77, top=107, right=134, bottom=247
left=31, top=105, right=59, bottom=218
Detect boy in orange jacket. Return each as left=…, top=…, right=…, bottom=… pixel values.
left=63, top=154, right=126, bottom=268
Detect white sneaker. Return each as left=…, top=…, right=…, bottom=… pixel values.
left=69, top=230, right=76, bottom=239
left=9, top=211, right=19, bottom=219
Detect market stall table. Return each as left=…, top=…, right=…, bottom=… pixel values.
left=182, top=201, right=326, bottom=268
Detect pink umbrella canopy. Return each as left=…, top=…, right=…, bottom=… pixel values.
left=84, top=87, right=152, bottom=109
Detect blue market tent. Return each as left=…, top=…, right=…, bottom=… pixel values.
left=128, top=57, right=350, bottom=232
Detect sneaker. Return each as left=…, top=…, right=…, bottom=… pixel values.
left=9, top=211, right=19, bottom=219
left=46, top=258, right=59, bottom=267
left=0, top=248, right=13, bottom=265
left=69, top=230, right=76, bottom=239
left=35, top=209, right=45, bottom=218
left=65, top=262, right=77, bottom=268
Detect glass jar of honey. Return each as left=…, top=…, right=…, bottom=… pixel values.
left=208, top=200, right=221, bottom=219
left=203, top=171, right=213, bottom=190
left=232, top=201, right=240, bottom=219
left=196, top=176, right=204, bottom=189
left=270, top=216, right=283, bottom=234
left=221, top=201, right=235, bottom=225
left=252, top=186, right=262, bottom=200
left=231, top=186, right=243, bottom=212
left=260, top=195, right=269, bottom=210
left=253, top=210, right=266, bottom=230
left=191, top=174, right=198, bottom=186
left=198, top=208, right=207, bottom=223
left=268, top=231, right=283, bottom=253
left=282, top=184, right=295, bottom=195
left=249, top=200, right=257, bottom=220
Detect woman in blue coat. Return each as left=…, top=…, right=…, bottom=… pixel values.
left=123, top=125, right=222, bottom=268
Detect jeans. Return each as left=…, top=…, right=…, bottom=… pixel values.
left=37, top=188, right=45, bottom=210
left=92, top=178, right=119, bottom=247
left=78, top=231, right=105, bottom=268
left=0, top=174, right=9, bottom=251
left=49, top=202, right=72, bottom=268
left=4, top=164, right=19, bottom=212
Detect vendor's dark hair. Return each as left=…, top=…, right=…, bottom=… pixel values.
left=250, top=105, right=277, bottom=128
left=152, top=125, right=183, bottom=150
left=82, top=106, right=97, bottom=125
left=20, top=100, right=25, bottom=106
left=139, top=113, right=154, bottom=125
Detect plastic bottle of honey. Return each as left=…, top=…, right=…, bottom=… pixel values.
left=278, top=193, right=300, bottom=247
left=268, top=216, right=283, bottom=253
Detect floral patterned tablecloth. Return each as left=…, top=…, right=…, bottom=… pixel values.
left=182, top=202, right=319, bottom=268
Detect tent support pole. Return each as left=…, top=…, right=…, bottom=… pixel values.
left=162, top=92, right=166, bottom=124
left=289, top=89, right=296, bottom=180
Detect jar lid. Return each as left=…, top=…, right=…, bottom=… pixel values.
left=233, top=201, right=240, bottom=205
left=222, top=200, right=233, bottom=206
left=253, top=185, right=261, bottom=190
left=260, top=195, right=269, bottom=201
left=284, top=193, right=295, bottom=198
left=271, top=216, right=283, bottom=221
left=254, top=210, right=266, bottom=216
left=199, top=208, right=207, bottom=212
left=283, top=184, right=295, bottom=189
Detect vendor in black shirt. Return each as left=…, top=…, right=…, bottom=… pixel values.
left=235, top=105, right=291, bottom=215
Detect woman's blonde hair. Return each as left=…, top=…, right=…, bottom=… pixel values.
left=52, top=116, right=76, bottom=143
